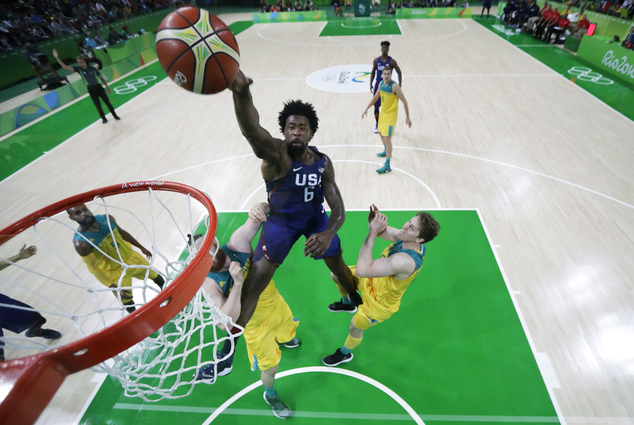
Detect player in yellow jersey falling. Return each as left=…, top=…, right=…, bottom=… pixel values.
left=67, top=204, right=164, bottom=313
left=323, top=205, right=439, bottom=366
left=362, top=65, right=411, bottom=174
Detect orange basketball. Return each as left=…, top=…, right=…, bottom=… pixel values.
left=156, top=7, right=240, bottom=94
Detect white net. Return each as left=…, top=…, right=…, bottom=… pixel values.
left=0, top=183, right=241, bottom=402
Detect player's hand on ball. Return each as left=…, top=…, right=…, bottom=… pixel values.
left=369, top=211, right=387, bottom=235
left=230, top=70, right=252, bottom=94
left=368, top=204, right=379, bottom=224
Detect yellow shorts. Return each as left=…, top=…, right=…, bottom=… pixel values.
left=350, top=266, right=397, bottom=325
left=378, top=111, right=397, bottom=137
left=90, top=250, right=158, bottom=288
left=244, top=281, right=299, bottom=372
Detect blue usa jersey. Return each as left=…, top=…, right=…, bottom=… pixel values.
left=265, top=146, right=325, bottom=215
left=374, top=56, right=392, bottom=89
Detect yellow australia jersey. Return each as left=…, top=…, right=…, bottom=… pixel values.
left=380, top=80, right=399, bottom=114
left=362, top=240, right=425, bottom=319
left=74, top=215, right=134, bottom=271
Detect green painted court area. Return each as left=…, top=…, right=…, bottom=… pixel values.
left=320, top=17, right=402, bottom=37
left=81, top=210, right=559, bottom=425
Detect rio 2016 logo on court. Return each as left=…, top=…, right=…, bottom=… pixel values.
left=307, top=65, right=399, bottom=93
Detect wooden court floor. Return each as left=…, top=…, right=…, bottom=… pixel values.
left=0, top=13, right=633, bottom=425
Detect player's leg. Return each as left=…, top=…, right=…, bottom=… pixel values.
left=377, top=134, right=393, bottom=174
left=238, top=217, right=301, bottom=327
left=261, top=365, right=292, bottom=418
left=327, top=265, right=361, bottom=313
left=323, top=313, right=376, bottom=366
left=127, top=252, right=164, bottom=289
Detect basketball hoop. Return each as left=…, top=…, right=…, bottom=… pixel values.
left=0, top=181, right=220, bottom=424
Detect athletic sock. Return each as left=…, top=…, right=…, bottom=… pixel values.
left=341, top=296, right=352, bottom=305
left=343, top=335, right=362, bottom=353
left=264, top=386, right=276, bottom=398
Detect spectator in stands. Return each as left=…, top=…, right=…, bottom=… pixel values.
left=85, top=32, right=99, bottom=49
left=25, top=42, right=59, bottom=81
left=386, top=0, right=396, bottom=13
left=332, top=0, right=343, bottom=16
left=525, top=1, right=549, bottom=33
left=108, top=25, right=123, bottom=44
left=95, top=29, right=108, bottom=46
left=544, top=13, right=570, bottom=42
left=535, top=5, right=559, bottom=39
left=622, top=26, right=634, bottom=50
left=77, top=38, right=103, bottom=70
left=570, top=12, right=590, bottom=36
left=121, top=24, right=133, bottom=39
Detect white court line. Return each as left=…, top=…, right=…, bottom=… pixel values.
left=477, top=209, right=566, bottom=425
left=155, top=143, right=632, bottom=211
left=199, top=366, right=426, bottom=424
left=256, top=19, right=467, bottom=46
left=471, top=18, right=634, bottom=122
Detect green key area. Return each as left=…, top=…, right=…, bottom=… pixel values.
left=81, top=210, right=560, bottom=425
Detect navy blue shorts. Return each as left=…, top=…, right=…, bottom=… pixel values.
left=253, top=209, right=342, bottom=265
left=0, top=293, right=40, bottom=335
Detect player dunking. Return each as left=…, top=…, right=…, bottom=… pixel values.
left=229, top=71, right=360, bottom=329
left=370, top=41, right=403, bottom=134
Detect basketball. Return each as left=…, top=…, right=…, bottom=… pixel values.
left=156, top=7, right=240, bottom=94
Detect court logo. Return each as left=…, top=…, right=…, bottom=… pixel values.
left=306, top=65, right=372, bottom=93
left=567, top=66, right=614, bottom=85
left=601, top=50, right=634, bottom=81
left=113, top=76, right=159, bottom=94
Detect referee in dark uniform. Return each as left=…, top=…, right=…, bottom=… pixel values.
left=53, top=48, right=120, bottom=124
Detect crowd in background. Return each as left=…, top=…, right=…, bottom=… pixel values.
left=500, top=0, right=632, bottom=46
left=0, top=0, right=191, bottom=52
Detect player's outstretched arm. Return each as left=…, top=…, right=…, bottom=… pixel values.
left=304, top=156, right=344, bottom=257
left=227, top=202, right=270, bottom=253
left=230, top=71, right=283, bottom=163
left=0, top=245, right=37, bottom=271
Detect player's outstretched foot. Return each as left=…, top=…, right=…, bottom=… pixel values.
left=264, top=391, right=292, bottom=419
left=278, top=337, right=301, bottom=349
left=322, top=348, right=353, bottom=367
left=376, top=163, right=391, bottom=174
left=328, top=299, right=357, bottom=313
left=113, top=114, right=121, bottom=120
left=25, top=327, right=62, bottom=340
left=102, top=118, right=108, bottom=124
